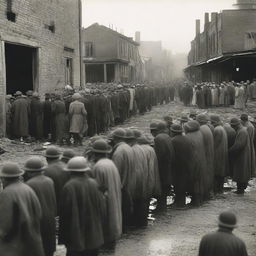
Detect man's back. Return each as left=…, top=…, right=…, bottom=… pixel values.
left=199, top=229, right=248, bottom=256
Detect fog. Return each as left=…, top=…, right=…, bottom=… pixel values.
left=82, top=0, right=235, bottom=54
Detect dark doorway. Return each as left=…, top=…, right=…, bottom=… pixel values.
left=107, top=64, right=115, bottom=83
left=85, top=64, right=104, bottom=83
left=5, top=43, right=35, bottom=95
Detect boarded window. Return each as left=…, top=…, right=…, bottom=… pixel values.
left=64, top=57, right=73, bottom=86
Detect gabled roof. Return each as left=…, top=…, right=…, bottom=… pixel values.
left=83, top=23, right=140, bottom=46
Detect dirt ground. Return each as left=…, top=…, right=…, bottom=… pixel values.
left=1, top=100, right=256, bottom=256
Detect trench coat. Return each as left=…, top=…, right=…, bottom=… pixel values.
left=229, top=126, right=251, bottom=183
left=154, top=133, right=175, bottom=189
left=59, top=174, right=106, bottom=251
left=213, top=125, right=229, bottom=177
left=171, top=134, right=193, bottom=197
left=0, top=181, right=44, bottom=256
left=69, top=100, right=87, bottom=136
left=200, top=125, right=214, bottom=195
left=139, top=144, right=161, bottom=198
left=26, top=174, right=57, bottom=256
left=93, top=158, right=122, bottom=243
left=11, top=96, right=30, bottom=137
left=199, top=229, right=248, bottom=256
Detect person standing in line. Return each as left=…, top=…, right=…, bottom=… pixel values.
left=59, top=157, right=106, bottom=256
left=25, top=157, right=57, bottom=256
left=198, top=211, right=248, bottom=256
left=0, top=162, right=44, bottom=256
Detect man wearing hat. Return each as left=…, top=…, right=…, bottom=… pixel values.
left=197, top=114, right=214, bottom=199
left=210, top=114, right=229, bottom=195
left=69, top=92, right=87, bottom=146
left=198, top=211, right=248, bottom=256
left=59, top=157, right=106, bottom=256
left=170, top=124, right=193, bottom=208
left=111, top=128, right=135, bottom=230
left=11, top=90, right=30, bottom=140
left=25, top=157, right=57, bottom=256
left=0, top=162, right=44, bottom=256
left=91, top=139, right=122, bottom=251
left=61, top=149, right=76, bottom=164
left=44, top=146, right=68, bottom=215
left=151, top=120, right=175, bottom=210
left=240, top=114, right=256, bottom=178
left=229, top=118, right=251, bottom=194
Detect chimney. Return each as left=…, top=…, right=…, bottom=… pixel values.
left=211, top=12, right=218, bottom=22
left=196, top=19, right=200, bottom=36
left=204, top=13, right=209, bottom=30
left=135, top=31, right=141, bottom=43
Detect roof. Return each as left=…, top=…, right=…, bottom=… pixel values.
left=83, top=23, right=140, bottom=46
left=83, top=57, right=129, bottom=64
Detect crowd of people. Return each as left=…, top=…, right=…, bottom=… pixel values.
left=179, top=80, right=256, bottom=110
left=0, top=108, right=254, bottom=255
left=5, top=83, right=175, bottom=144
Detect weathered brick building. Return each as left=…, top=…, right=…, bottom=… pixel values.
left=185, top=0, right=256, bottom=83
left=0, top=0, right=82, bottom=135
left=82, top=23, right=143, bottom=83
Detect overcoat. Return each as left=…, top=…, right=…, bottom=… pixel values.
left=26, top=175, right=57, bottom=256
left=30, top=98, right=44, bottom=139
left=11, top=96, right=30, bottom=137
left=59, top=174, right=106, bottom=251
left=199, top=229, right=248, bottom=256
left=229, top=126, right=251, bottom=183
left=0, top=181, right=44, bottom=256
left=93, top=158, right=122, bottom=243
left=213, top=125, right=229, bottom=177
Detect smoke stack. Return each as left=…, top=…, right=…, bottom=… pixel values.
left=135, top=31, right=141, bottom=43
left=196, top=19, right=200, bottom=36
left=233, top=0, right=256, bottom=9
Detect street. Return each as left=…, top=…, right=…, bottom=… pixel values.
left=1, top=100, right=256, bottom=256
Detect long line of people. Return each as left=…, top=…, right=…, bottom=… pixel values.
left=0, top=111, right=255, bottom=256
left=6, top=83, right=175, bottom=143
left=180, top=80, right=256, bottom=110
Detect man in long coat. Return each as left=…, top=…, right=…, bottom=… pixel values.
left=69, top=93, right=87, bottom=146
left=184, top=120, right=207, bottom=206
left=198, top=211, right=248, bottom=256
left=210, top=115, right=229, bottom=195
left=240, top=114, right=256, bottom=178
left=170, top=124, right=193, bottom=207
left=0, top=162, right=44, bottom=256
left=196, top=114, right=214, bottom=199
left=25, top=157, right=57, bottom=256
left=11, top=91, right=30, bottom=139
left=91, top=139, right=122, bottom=250
left=111, top=128, right=135, bottom=230
left=229, top=118, right=251, bottom=194
left=151, top=121, right=175, bottom=210
left=44, top=146, right=69, bottom=215
left=59, top=157, right=106, bottom=256
left=43, top=93, right=52, bottom=140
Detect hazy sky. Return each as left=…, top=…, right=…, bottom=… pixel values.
left=82, top=0, right=235, bottom=54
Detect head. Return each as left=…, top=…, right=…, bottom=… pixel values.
left=218, top=211, right=237, bottom=232
left=24, top=156, right=45, bottom=179
left=65, top=156, right=90, bottom=176
left=210, top=114, right=221, bottom=127
left=230, top=118, right=241, bottom=131
left=112, top=128, right=126, bottom=145
left=196, top=114, right=208, bottom=126
left=0, top=162, right=24, bottom=188
left=45, top=146, right=61, bottom=163
left=90, top=139, right=112, bottom=162
left=240, top=113, right=248, bottom=124
left=61, top=149, right=76, bottom=164
left=125, top=129, right=136, bottom=145
left=72, top=92, right=82, bottom=101
left=170, top=124, right=183, bottom=138
left=150, top=121, right=159, bottom=137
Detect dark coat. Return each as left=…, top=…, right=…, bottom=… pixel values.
left=154, top=133, right=175, bottom=189
left=199, top=229, right=248, bottom=256
left=11, top=96, right=30, bottom=137
left=43, top=99, right=52, bottom=137
left=171, top=134, right=193, bottom=196
left=59, top=174, right=106, bottom=251
left=26, top=175, right=57, bottom=256
left=229, top=126, right=251, bottom=183
left=30, top=98, right=44, bottom=139
left=44, top=160, right=69, bottom=215
left=0, top=182, right=44, bottom=256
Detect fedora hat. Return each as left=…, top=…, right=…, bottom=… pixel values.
left=0, top=162, right=24, bottom=177
left=91, top=139, right=112, bottom=154
left=24, top=156, right=46, bottom=172
left=65, top=156, right=90, bottom=172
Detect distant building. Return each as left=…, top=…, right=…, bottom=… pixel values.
left=82, top=23, right=143, bottom=83
left=185, top=0, right=256, bottom=83
left=0, top=0, right=82, bottom=136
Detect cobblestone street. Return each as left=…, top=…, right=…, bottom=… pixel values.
left=1, top=100, right=256, bottom=256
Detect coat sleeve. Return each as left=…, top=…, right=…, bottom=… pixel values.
left=229, top=130, right=247, bottom=154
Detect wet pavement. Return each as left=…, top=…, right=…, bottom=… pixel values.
left=1, top=100, right=256, bottom=256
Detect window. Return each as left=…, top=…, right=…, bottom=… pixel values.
left=85, top=42, right=93, bottom=57
left=64, top=57, right=73, bottom=86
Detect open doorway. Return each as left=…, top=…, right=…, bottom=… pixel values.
left=5, top=43, right=37, bottom=95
